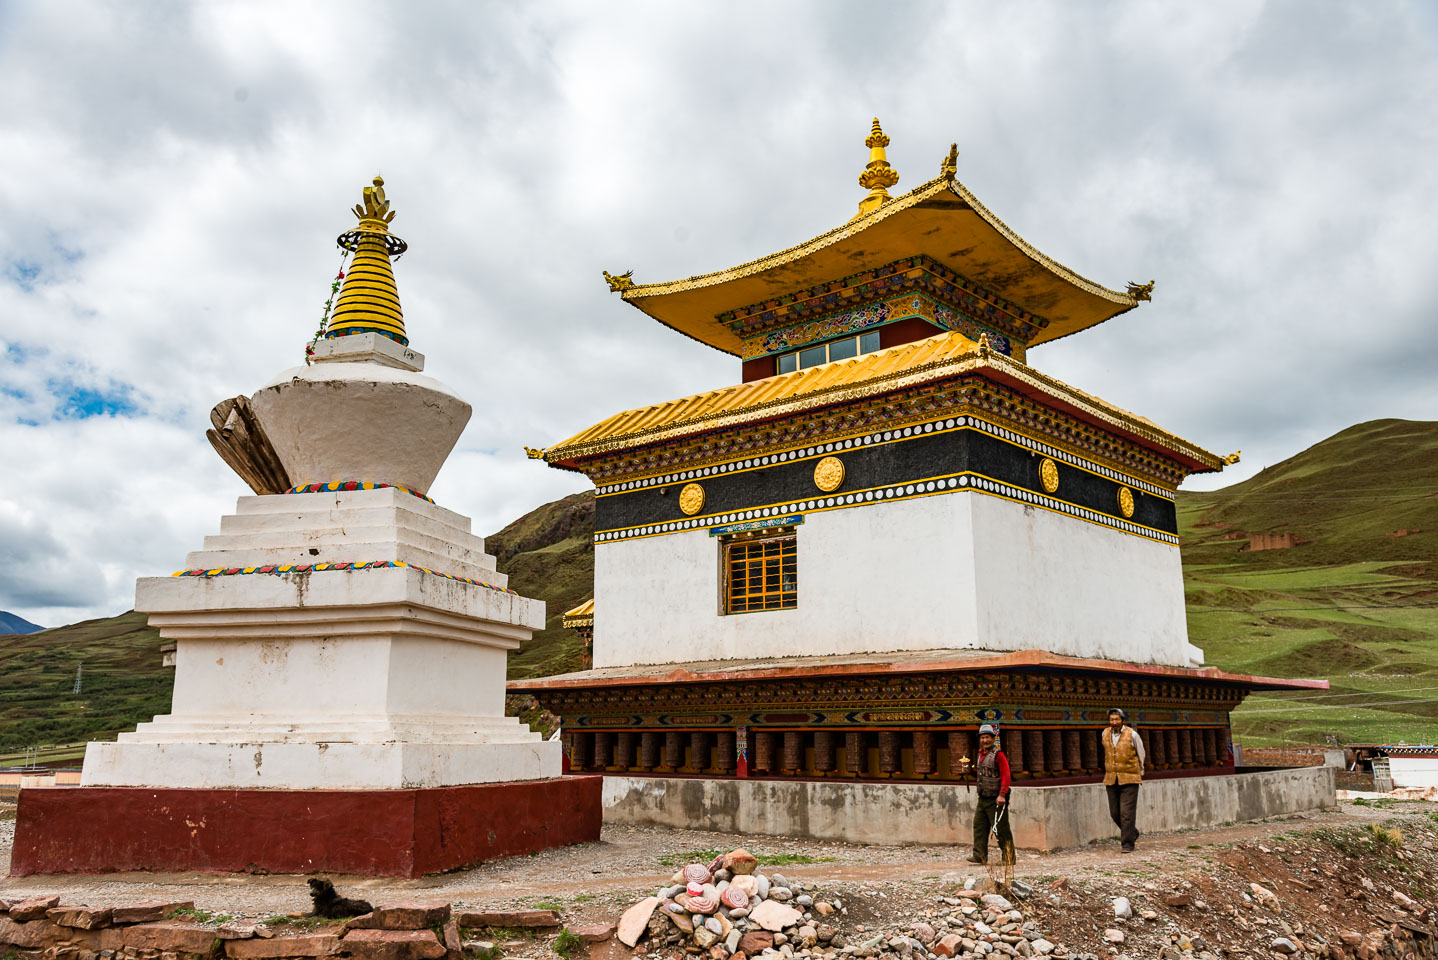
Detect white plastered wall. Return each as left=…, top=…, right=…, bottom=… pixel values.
left=593, top=490, right=1197, bottom=670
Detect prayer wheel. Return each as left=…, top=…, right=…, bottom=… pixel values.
left=813, top=731, right=837, bottom=773
left=594, top=731, right=613, bottom=768
left=1166, top=729, right=1180, bottom=767
left=845, top=731, right=864, bottom=775
left=689, top=731, right=709, bottom=771
left=1045, top=730, right=1065, bottom=773
left=570, top=732, right=591, bottom=770
left=716, top=730, right=736, bottom=772
left=1006, top=728, right=1025, bottom=776
left=1024, top=730, right=1045, bottom=776
left=1063, top=730, right=1082, bottom=772
left=878, top=731, right=902, bottom=775
left=639, top=731, right=660, bottom=769
left=616, top=731, right=636, bottom=768
left=947, top=731, right=973, bottom=778
left=1081, top=729, right=1100, bottom=771
left=1200, top=729, right=1216, bottom=766
left=1147, top=728, right=1166, bottom=767
left=753, top=731, right=775, bottom=772
left=664, top=730, right=683, bottom=770
left=1179, top=729, right=1194, bottom=765
left=912, top=730, right=935, bottom=776
left=781, top=732, right=804, bottom=773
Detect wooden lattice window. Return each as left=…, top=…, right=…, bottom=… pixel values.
left=724, top=534, right=797, bottom=613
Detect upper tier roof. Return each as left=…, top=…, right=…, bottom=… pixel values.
left=615, top=174, right=1146, bottom=357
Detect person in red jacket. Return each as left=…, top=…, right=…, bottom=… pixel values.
left=966, top=723, right=1013, bottom=865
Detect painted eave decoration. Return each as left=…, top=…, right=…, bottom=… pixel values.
left=617, top=176, right=1143, bottom=357
left=562, top=597, right=595, bottom=629
left=542, top=330, right=1225, bottom=474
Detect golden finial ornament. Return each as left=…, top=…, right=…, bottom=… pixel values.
left=1222, top=450, right=1241, bottom=466
left=328, top=176, right=410, bottom=345
left=854, top=118, right=900, bottom=218
left=524, top=446, right=547, bottom=460
left=603, top=270, right=635, bottom=293
left=940, top=142, right=958, bottom=182
left=1126, top=280, right=1155, bottom=302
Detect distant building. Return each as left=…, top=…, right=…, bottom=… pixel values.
left=1247, top=532, right=1299, bottom=552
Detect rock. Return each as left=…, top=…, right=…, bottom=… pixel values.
left=464, top=942, right=498, bottom=960
left=729, top=908, right=750, bottom=919
left=671, top=913, right=695, bottom=935
left=694, top=927, right=719, bottom=949
left=9, top=896, right=62, bottom=923
left=229, top=934, right=344, bottom=958
left=1047, top=878, right=1068, bottom=891
left=352, top=903, right=452, bottom=931
left=685, top=864, right=715, bottom=885
left=618, top=898, right=661, bottom=948
left=456, top=910, right=560, bottom=929
left=725, top=850, right=760, bottom=876
left=749, top=901, right=802, bottom=933
left=660, top=885, right=684, bottom=900
left=981, top=895, right=1013, bottom=912
left=1394, top=890, right=1419, bottom=908
left=723, top=888, right=752, bottom=911
left=817, top=924, right=837, bottom=943
left=119, top=923, right=221, bottom=955
left=755, top=874, right=771, bottom=899
left=731, top=875, right=759, bottom=897
left=1031, top=940, right=1053, bottom=955
left=690, top=896, right=720, bottom=915
left=1102, top=930, right=1124, bottom=944
left=706, top=917, right=724, bottom=935
left=572, top=924, right=615, bottom=943
left=773, top=932, right=788, bottom=946
left=1340, top=932, right=1364, bottom=946
left=936, top=934, right=964, bottom=957
left=47, top=907, right=114, bottom=930
left=1164, top=894, right=1190, bottom=908
left=1271, top=938, right=1298, bottom=955
left=442, top=919, right=462, bottom=960
left=913, top=923, right=936, bottom=944
left=1111, top=898, right=1133, bottom=919
left=769, top=889, right=794, bottom=903
left=110, top=901, right=194, bottom=925
left=813, top=901, right=834, bottom=918
left=216, top=922, right=258, bottom=940
left=795, top=895, right=813, bottom=907
left=716, top=868, right=733, bottom=882
left=1139, top=910, right=1159, bottom=921
left=738, top=931, right=774, bottom=954
left=1249, top=884, right=1280, bottom=910
left=254, top=924, right=275, bottom=939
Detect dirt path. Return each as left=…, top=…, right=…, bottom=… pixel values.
left=0, top=799, right=1416, bottom=922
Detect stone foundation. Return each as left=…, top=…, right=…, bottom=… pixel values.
left=601, top=766, right=1336, bottom=850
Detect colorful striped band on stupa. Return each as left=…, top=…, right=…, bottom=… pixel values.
left=171, top=559, right=517, bottom=594
left=286, top=480, right=434, bottom=503
left=326, top=176, right=409, bottom=346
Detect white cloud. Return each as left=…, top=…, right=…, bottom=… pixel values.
left=2, top=0, right=1436, bottom=622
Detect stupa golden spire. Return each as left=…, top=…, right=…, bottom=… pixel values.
left=327, top=176, right=410, bottom=345
left=854, top=118, right=900, bottom=219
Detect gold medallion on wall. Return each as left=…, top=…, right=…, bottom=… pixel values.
left=1039, top=458, right=1060, bottom=494
left=813, top=456, right=845, bottom=492
left=1117, top=485, right=1135, bottom=518
left=678, top=482, right=705, bottom=516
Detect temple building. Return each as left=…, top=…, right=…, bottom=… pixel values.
left=512, top=121, right=1321, bottom=790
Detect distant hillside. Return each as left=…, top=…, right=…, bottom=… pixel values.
left=0, top=610, right=169, bottom=753
left=0, top=611, right=44, bottom=634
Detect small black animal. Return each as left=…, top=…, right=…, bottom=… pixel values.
left=308, top=877, right=373, bottom=918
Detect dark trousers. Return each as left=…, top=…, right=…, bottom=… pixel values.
left=972, top=795, right=1014, bottom=863
left=1106, top=782, right=1140, bottom=847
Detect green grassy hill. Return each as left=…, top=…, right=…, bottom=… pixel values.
left=1181, top=419, right=1438, bottom=746
left=4, top=419, right=1434, bottom=753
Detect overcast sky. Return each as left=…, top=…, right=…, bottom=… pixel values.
left=2, top=1, right=1436, bottom=627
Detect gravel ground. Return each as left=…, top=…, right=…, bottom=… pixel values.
left=0, top=801, right=1411, bottom=922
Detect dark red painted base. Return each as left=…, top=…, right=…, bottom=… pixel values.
left=10, top=777, right=602, bottom=878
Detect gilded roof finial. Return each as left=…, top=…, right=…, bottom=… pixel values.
left=854, top=118, right=900, bottom=219
left=603, top=270, right=635, bottom=293
left=1222, top=450, right=1241, bottom=466
left=940, top=143, right=958, bottom=182
left=1126, top=280, right=1155, bottom=302
left=328, top=176, right=410, bottom=345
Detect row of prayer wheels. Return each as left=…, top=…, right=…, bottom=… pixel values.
left=565, top=727, right=1227, bottom=778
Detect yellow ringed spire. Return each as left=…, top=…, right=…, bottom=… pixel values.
left=327, top=175, right=410, bottom=346
left=854, top=118, right=900, bottom=219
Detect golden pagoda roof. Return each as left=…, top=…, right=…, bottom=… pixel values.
left=541, top=330, right=1223, bottom=473
left=612, top=170, right=1145, bottom=357
left=562, top=598, right=594, bottom=629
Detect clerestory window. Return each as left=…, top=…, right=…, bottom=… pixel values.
left=775, top=330, right=881, bottom=375
left=722, top=533, right=798, bottom=614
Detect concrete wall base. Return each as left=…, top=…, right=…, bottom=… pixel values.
left=601, top=767, right=1336, bottom=851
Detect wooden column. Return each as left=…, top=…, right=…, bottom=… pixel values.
left=663, top=731, right=683, bottom=770
left=878, top=731, right=902, bottom=776
left=594, top=731, right=613, bottom=768
left=753, top=731, right=775, bottom=773
left=845, top=731, right=864, bottom=776
left=913, top=731, right=935, bottom=776
left=689, top=731, right=709, bottom=771
left=1024, top=730, right=1045, bottom=777
left=716, top=730, right=736, bottom=772
left=639, top=731, right=660, bottom=769
left=813, top=731, right=837, bottom=773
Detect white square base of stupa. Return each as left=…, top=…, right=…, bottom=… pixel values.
left=81, top=488, right=561, bottom=790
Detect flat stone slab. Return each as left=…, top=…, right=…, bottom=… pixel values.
left=227, top=933, right=342, bottom=958
left=112, top=901, right=195, bottom=924
left=8, top=896, right=60, bottom=922
left=456, top=910, right=561, bottom=929
left=351, top=903, right=452, bottom=931
left=343, top=928, right=447, bottom=960
left=48, top=906, right=113, bottom=929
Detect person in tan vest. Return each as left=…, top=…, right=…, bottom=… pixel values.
left=1102, top=707, right=1145, bottom=852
